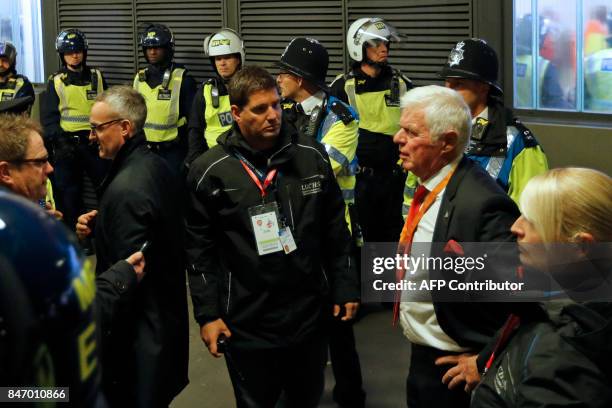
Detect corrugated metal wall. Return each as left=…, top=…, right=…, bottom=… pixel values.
left=56, top=0, right=473, bottom=85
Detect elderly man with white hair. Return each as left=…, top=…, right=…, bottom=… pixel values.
left=393, top=85, right=519, bottom=408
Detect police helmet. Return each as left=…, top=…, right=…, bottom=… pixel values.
left=0, top=41, right=17, bottom=70
left=204, top=28, right=245, bottom=65
left=276, top=37, right=329, bottom=90
left=346, top=17, right=400, bottom=62
left=438, top=38, right=503, bottom=95
left=0, top=190, right=104, bottom=403
left=55, top=29, right=88, bottom=54
left=140, top=23, right=175, bottom=62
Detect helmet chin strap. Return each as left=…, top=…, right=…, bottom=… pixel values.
left=364, top=58, right=388, bottom=68
left=68, top=62, right=83, bottom=71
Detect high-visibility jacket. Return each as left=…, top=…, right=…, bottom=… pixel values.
left=585, top=48, right=612, bottom=112
left=283, top=95, right=359, bottom=230
left=0, top=76, right=25, bottom=101
left=515, top=54, right=549, bottom=108
left=133, top=67, right=186, bottom=142
left=53, top=69, right=103, bottom=132
left=202, top=79, right=232, bottom=148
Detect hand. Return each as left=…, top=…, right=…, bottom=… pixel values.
left=44, top=202, right=63, bottom=220
left=333, top=302, right=360, bottom=321
left=125, top=251, right=145, bottom=282
left=200, top=319, right=232, bottom=358
left=76, top=210, right=98, bottom=240
left=435, top=353, right=480, bottom=392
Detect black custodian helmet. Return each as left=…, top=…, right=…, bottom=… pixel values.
left=438, top=38, right=503, bottom=95
left=276, top=37, right=329, bottom=91
left=139, top=23, right=175, bottom=62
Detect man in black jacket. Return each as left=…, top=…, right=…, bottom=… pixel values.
left=393, top=85, right=519, bottom=408
left=76, top=85, right=188, bottom=408
left=185, top=65, right=360, bottom=408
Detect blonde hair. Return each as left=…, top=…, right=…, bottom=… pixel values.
left=520, top=167, right=612, bottom=243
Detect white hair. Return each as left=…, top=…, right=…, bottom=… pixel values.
left=400, top=85, right=471, bottom=157
left=95, top=85, right=147, bottom=133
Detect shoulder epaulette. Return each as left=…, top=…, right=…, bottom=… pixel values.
left=512, top=118, right=539, bottom=148
left=281, top=101, right=295, bottom=111
left=138, top=69, right=147, bottom=82
left=329, top=100, right=355, bottom=125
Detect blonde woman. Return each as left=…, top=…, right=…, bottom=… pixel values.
left=471, top=167, right=612, bottom=407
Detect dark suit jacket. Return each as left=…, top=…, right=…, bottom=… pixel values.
left=430, top=156, right=520, bottom=350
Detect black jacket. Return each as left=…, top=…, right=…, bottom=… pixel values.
left=430, top=156, right=520, bottom=350
left=185, top=121, right=358, bottom=350
left=94, top=132, right=188, bottom=407
left=472, top=301, right=612, bottom=408
left=0, top=73, right=35, bottom=112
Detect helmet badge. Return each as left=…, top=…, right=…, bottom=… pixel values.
left=211, top=39, right=231, bottom=47
left=448, top=41, right=465, bottom=67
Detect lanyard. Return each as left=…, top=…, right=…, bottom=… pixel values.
left=483, top=314, right=521, bottom=374
left=399, top=163, right=458, bottom=248
left=234, top=149, right=277, bottom=198
left=393, top=162, right=458, bottom=326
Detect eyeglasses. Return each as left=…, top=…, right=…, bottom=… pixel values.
left=10, top=156, right=50, bottom=168
left=90, top=118, right=124, bottom=136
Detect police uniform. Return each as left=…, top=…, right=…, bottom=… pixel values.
left=0, top=74, right=35, bottom=112
left=186, top=28, right=244, bottom=168
left=186, top=77, right=233, bottom=165
left=331, top=64, right=412, bottom=243
left=585, top=48, right=612, bottom=112
left=278, top=36, right=365, bottom=408
left=133, top=63, right=196, bottom=173
left=41, top=66, right=109, bottom=229
left=134, top=23, right=197, bottom=174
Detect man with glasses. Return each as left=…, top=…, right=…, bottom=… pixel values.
left=0, top=113, right=62, bottom=219
left=77, top=85, right=188, bottom=408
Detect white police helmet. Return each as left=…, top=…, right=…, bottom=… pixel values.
left=346, top=17, right=400, bottom=62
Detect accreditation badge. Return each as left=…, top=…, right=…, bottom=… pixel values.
left=249, top=202, right=283, bottom=256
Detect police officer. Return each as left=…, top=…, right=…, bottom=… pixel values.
left=133, top=23, right=196, bottom=174
left=585, top=18, right=612, bottom=112
left=437, top=38, right=548, bottom=205
left=185, top=28, right=244, bottom=167
left=0, top=41, right=35, bottom=114
left=331, top=17, right=413, bottom=244
left=41, top=29, right=109, bottom=230
left=276, top=37, right=365, bottom=408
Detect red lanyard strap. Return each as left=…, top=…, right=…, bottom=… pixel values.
left=240, top=160, right=277, bottom=198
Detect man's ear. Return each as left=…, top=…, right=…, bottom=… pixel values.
left=120, top=119, right=132, bottom=140
left=441, top=131, right=458, bottom=155
left=0, top=161, right=14, bottom=187
left=231, top=104, right=242, bottom=124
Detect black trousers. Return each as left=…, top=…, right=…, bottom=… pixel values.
left=406, top=344, right=471, bottom=408
left=355, top=169, right=406, bottom=244
left=53, top=136, right=109, bottom=228
left=225, top=337, right=327, bottom=408
left=329, top=318, right=366, bottom=407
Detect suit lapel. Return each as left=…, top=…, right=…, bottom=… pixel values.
left=432, top=156, right=470, bottom=242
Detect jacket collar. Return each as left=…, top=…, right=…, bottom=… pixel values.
left=218, top=119, right=297, bottom=169
left=98, top=131, right=146, bottom=194
left=467, top=99, right=514, bottom=157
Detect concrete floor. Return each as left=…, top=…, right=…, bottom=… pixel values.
left=171, top=305, right=411, bottom=408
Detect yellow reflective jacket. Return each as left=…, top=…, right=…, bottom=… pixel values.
left=133, top=67, right=186, bottom=142
left=53, top=69, right=103, bottom=132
